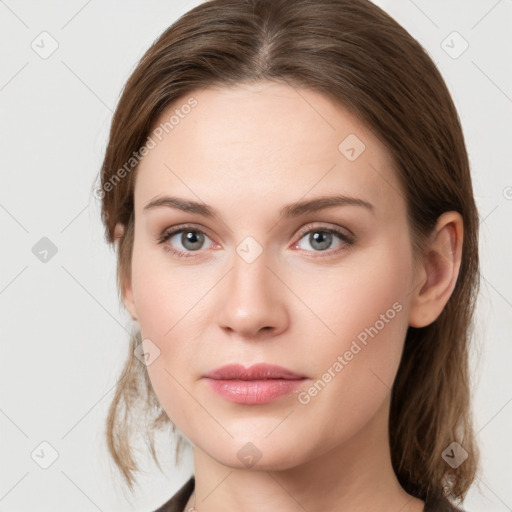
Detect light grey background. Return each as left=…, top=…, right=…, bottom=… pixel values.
left=1, top=1, right=511, bottom=511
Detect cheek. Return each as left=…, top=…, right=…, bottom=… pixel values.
left=327, top=241, right=411, bottom=368
left=294, top=230, right=412, bottom=352
left=130, top=239, right=204, bottom=339
left=129, top=241, right=212, bottom=428
left=295, top=241, right=412, bottom=438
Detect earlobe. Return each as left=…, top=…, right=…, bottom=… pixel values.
left=408, top=212, right=463, bottom=328
left=114, top=222, right=138, bottom=322
left=122, top=278, right=138, bottom=322
left=114, top=222, right=124, bottom=242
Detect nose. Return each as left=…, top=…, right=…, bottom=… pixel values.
left=215, top=246, right=289, bottom=340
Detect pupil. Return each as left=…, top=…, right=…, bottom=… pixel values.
left=183, top=231, right=204, bottom=250
left=311, top=231, right=331, bottom=251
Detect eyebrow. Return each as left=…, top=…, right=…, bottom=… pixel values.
left=143, top=194, right=375, bottom=219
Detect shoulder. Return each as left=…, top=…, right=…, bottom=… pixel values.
left=423, top=490, right=467, bottom=512
left=152, top=476, right=195, bottom=512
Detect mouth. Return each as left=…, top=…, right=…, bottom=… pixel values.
left=202, top=363, right=307, bottom=405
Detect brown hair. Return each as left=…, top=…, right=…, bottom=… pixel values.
left=97, top=0, right=480, bottom=505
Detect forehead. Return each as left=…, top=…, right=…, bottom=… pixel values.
left=134, top=81, right=403, bottom=218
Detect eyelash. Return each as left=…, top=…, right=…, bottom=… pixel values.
left=157, top=223, right=355, bottom=259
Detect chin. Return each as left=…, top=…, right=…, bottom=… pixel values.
left=196, top=433, right=312, bottom=471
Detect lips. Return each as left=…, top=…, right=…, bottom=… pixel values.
left=203, top=363, right=306, bottom=381
left=202, top=363, right=307, bottom=405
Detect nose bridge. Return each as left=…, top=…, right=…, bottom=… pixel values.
left=230, top=237, right=274, bottom=305
left=216, top=235, right=287, bottom=337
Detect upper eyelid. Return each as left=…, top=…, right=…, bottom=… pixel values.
left=159, top=223, right=214, bottom=241
left=295, top=223, right=354, bottom=239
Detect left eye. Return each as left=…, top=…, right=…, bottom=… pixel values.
left=295, top=228, right=352, bottom=253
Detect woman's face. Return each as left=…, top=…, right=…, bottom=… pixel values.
left=123, top=81, right=419, bottom=469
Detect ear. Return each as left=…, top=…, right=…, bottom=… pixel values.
left=408, top=211, right=463, bottom=328
left=114, top=222, right=138, bottom=322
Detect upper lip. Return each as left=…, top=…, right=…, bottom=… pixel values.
left=203, top=363, right=305, bottom=380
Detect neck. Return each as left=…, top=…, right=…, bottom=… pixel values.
left=186, top=395, right=424, bottom=512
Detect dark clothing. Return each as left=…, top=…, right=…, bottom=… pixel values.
left=152, top=476, right=466, bottom=512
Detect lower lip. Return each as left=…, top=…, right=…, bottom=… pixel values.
left=204, top=378, right=305, bottom=405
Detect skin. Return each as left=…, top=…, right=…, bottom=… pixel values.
left=116, top=81, right=463, bottom=512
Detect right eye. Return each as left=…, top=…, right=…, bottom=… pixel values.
left=157, top=224, right=215, bottom=258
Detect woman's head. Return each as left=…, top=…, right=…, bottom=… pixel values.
left=98, top=0, right=480, bottom=503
